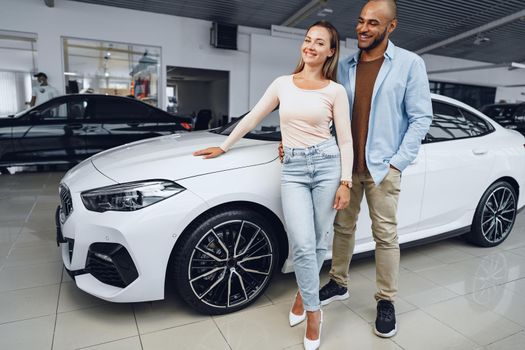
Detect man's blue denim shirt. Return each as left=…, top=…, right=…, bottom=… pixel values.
left=337, top=40, right=433, bottom=185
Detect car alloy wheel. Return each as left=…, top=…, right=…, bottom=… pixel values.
left=171, top=208, right=279, bottom=314
left=468, top=181, right=517, bottom=247
left=481, top=186, right=516, bottom=244
left=189, top=219, right=274, bottom=309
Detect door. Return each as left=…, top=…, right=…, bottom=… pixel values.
left=11, top=97, right=88, bottom=164
left=347, top=147, right=427, bottom=253
left=419, top=101, right=495, bottom=231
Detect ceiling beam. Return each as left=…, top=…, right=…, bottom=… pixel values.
left=416, top=9, right=525, bottom=55
left=44, top=0, right=54, bottom=7
left=427, top=61, right=525, bottom=75
left=427, top=63, right=508, bottom=74
left=281, top=0, right=328, bottom=27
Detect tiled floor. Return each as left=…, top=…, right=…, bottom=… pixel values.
left=1, top=171, right=525, bottom=350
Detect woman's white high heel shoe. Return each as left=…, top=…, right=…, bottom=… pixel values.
left=288, top=292, right=306, bottom=327
left=303, top=309, right=323, bottom=350
left=289, top=293, right=306, bottom=327
left=289, top=308, right=306, bottom=327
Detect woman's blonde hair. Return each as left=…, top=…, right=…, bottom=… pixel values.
left=292, top=20, right=340, bottom=82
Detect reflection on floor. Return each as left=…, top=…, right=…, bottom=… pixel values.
left=1, top=171, right=525, bottom=350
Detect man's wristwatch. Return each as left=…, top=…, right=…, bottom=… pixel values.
left=340, top=180, right=352, bottom=189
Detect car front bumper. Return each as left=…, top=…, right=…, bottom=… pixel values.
left=57, top=181, right=208, bottom=303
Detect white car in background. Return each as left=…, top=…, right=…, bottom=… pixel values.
left=56, top=94, right=525, bottom=315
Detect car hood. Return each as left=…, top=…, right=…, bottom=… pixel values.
left=90, top=131, right=279, bottom=183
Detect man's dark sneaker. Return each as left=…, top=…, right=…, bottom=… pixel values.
left=374, top=300, right=397, bottom=338
left=319, top=279, right=349, bottom=306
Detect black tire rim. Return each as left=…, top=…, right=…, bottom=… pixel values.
left=481, top=186, right=516, bottom=244
left=188, top=220, right=274, bottom=309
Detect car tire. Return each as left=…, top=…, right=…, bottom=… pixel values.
left=171, top=207, right=280, bottom=315
left=467, top=181, right=517, bottom=247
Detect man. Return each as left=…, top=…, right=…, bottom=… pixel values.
left=30, top=72, right=59, bottom=107
left=318, top=0, right=432, bottom=338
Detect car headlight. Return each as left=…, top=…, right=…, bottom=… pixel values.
left=81, top=180, right=185, bottom=212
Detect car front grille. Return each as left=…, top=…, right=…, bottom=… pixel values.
left=59, top=185, right=73, bottom=222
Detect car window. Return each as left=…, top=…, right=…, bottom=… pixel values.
left=93, top=98, right=151, bottom=120
left=218, top=109, right=281, bottom=141
left=37, top=99, right=89, bottom=120
left=425, top=101, right=493, bottom=143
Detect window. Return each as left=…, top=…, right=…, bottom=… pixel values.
left=38, top=98, right=89, bottom=120
left=62, top=37, right=161, bottom=107
left=93, top=98, right=150, bottom=120
left=0, top=30, right=37, bottom=117
left=429, top=81, right=496, bottom=109
left=425, top=101, right=493, bottom=143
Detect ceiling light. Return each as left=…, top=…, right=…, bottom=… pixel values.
left=473, top=33, right=490, bottom=45
left=317, top=8, right=333, bottom=17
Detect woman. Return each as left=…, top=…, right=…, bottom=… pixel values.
left=194, top=21, right=353, bottom=350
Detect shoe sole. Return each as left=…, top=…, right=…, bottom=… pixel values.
left=320, top=291, right=349, bottom=306
left=373, top=323, right=397, bottom=338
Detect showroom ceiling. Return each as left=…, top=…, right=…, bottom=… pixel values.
left=68, top=0, right=525, bottom=64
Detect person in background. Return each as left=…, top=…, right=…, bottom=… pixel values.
left=30, top=72, right=59, bottom=107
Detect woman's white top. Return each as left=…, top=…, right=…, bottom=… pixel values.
left=220, top=75, right=354, bottom=181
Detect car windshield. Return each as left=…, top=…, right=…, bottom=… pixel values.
left=211, top=109, right=281, bottom=142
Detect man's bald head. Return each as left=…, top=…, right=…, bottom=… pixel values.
left=356, top=0, right=398, bottom=53
left=366, top=0, right=397, bottom=20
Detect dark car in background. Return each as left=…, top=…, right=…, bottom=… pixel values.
left=479, top=103, right=525, bottom=134
left=0, top=94, right=191, bottom=171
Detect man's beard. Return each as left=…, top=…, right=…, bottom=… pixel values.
left=359, top=27, right=388, bottom=51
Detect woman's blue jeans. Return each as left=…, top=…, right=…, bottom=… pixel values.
left=281, top=137, right=341, bottom=312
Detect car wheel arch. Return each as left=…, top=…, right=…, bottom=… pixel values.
left=164, top=200, right=289, bottom=291
left=494, top=176, right=520, bottom=198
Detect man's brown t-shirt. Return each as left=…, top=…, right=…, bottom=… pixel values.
left=351, top=56, right=384, bottom=174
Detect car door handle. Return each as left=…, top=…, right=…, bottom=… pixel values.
left=65, top=123, right=83, bottom=130
left=472, top=148, right=488, bottom=155
left=127, top=122, right=140, bottom=127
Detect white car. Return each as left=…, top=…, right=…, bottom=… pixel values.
left=56, top=94, right=525, bottom=315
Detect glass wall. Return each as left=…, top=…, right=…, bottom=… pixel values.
left=62, top=37, right=161, bottom=107
left=429, top=81, right=496, bottom=109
